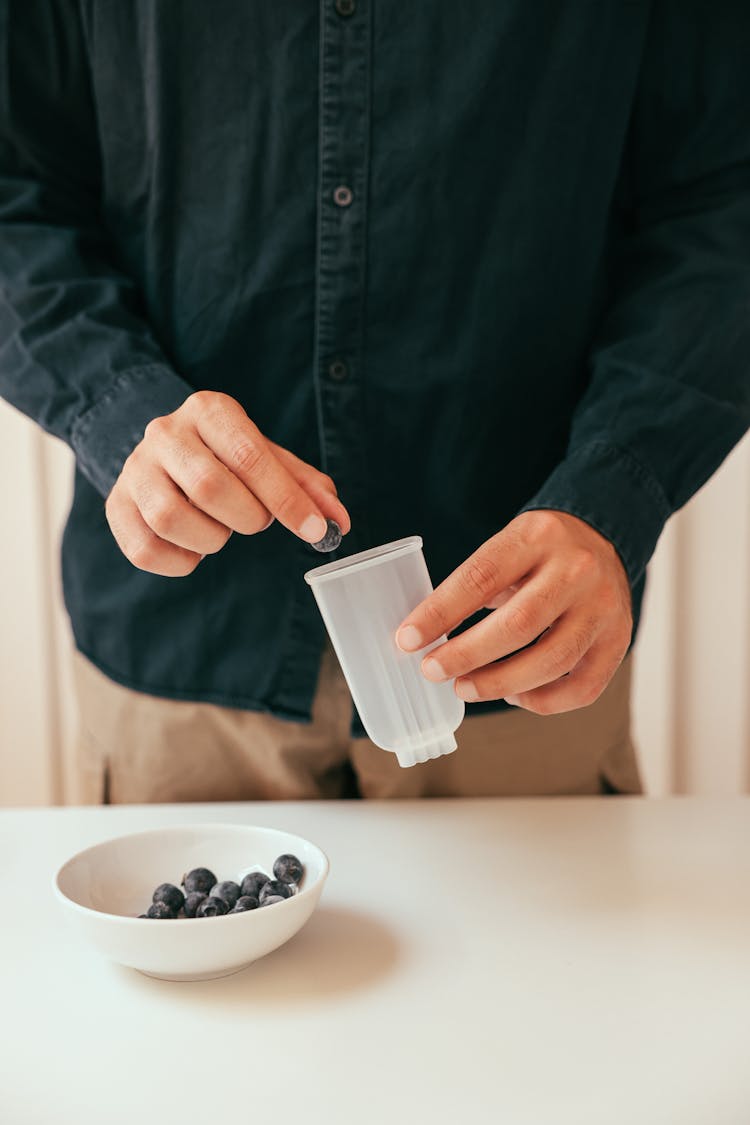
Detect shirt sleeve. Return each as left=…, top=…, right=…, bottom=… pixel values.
left=520, top=0, right=750, bottom=589
left=0, top=0, right=193, bottom=497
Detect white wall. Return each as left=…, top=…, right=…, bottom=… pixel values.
left=0, top=397, right=748, bottom=804
left=631, top=436, right=750, bottom=794
left=0, top=405, right=78, bottom=805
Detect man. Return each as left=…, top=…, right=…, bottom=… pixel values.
left=1, top=2, right=748, bottom=803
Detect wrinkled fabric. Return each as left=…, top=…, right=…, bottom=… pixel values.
left=0, top=1, right=748, bottom=727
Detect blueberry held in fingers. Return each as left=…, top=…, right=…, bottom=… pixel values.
left=311, top=519, right=342, bottom=553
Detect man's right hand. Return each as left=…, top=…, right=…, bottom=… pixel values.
left=105, top=391, right=350, bottom=576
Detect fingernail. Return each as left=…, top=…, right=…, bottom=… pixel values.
left=396, top=625, right=423, bottom=652
left=421, top=656, right=446, bottom=682
left=300, top=514, right=329, bottom=543
left=504, top=695, right=521, bottom=707
left=456, top=679, right=479, bottom=702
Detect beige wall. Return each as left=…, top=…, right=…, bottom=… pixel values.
left=1, top=397, right=749, bottom=804
left=0, top=405, right=78, bottom=805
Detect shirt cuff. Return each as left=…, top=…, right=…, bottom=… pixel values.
left=70, top=363, right=194, bottom=497
left=518, top=440, right=673, bottom=590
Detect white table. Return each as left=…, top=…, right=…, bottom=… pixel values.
left=3, top=798, right=750, bottom=1124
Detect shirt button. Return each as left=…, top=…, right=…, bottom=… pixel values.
left=335, top=0, right=355, bottom=15
left=328, top=359, right=349, bottom=382
left=333, top=184, right=353, bottom=207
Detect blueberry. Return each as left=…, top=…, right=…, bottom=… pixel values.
left=181, top=867, right=217, bottom=895
left=259, top=879, right=294, bottom=904
left=311, top=519, right=342, bottom=553
left=152, top=883, right=184, bottom=914
left=241, top=871, right=270, bottom=899
left=209, top=880, right=241, bottom=910
left=146, top=901, right=176, bottom=919
left=272, top=854, right=304, bottom=885
left=231, top=895, right=260, bottom=913
left=260, top=895, right=286, bottom=908
left=195, top=895, right=229, bottom=918
left=183, top=891, right=207, bottom=918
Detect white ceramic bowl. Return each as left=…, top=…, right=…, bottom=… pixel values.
left=53, top=823, right=329, bottom=981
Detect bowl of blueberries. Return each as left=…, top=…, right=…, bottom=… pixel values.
left=53, top=823, right=329, bottom=981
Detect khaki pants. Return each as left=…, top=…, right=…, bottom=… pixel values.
left=72, top=646, right=642, bottom=804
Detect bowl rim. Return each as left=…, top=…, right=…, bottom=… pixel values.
left=52, top=822, right=330, bottom=924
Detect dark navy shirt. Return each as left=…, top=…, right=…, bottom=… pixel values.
left=1, top=1, right=749, bottom=726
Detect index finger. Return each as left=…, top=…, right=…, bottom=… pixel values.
left=270, top=442, right=352, bottom=535
left=196, top=404, right=329, bottom=544
left=396, top=531, right=533, bottom=652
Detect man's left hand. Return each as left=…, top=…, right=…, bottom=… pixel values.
left=396, top=510, right=632, bottom=715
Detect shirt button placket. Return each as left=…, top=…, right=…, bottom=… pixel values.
left=314, top=0, right=371, bottom=547
left=328, top=359, right=349, bottom=382
left=333, top=185, right=354, bottom=207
